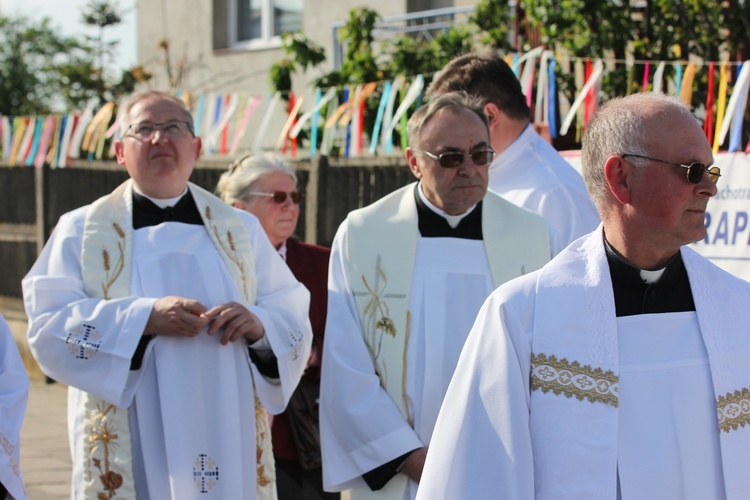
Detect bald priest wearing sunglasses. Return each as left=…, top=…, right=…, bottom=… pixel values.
left=23, top=90, right=312, bottom=499
left=319, top=91, right=551, bottom=500
left=416, top=93, right=750, bottom=500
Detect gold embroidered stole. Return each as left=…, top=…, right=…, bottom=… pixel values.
left=80, top=180, right=274, bottom=499
left=346, top=185, right=549, bottom=498
left=528, top=231, right=750, bottom=498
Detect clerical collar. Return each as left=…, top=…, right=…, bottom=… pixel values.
left=414, top=184, right=483, bottom=239
left=416, top=182, right=477, bottom=228
left=604, top=235, right=695, bottom=316
left=603, top=238, right=670, bottom=284
left=132, top=185, right=188, bottom=209
left=132, top=188, right=203, bottom=229
left=277, top=240, right=288, bottom=261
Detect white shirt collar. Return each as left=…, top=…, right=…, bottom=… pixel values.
left=132, top=184, right=189, bottom=209
left=490, top=123, right=535, bottom=172
left=277, top=240, right=288, bottom=261
left=417, top=182, right=477, bottom=229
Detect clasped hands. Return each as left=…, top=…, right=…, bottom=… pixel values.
left=144, top=295, right=265, bottom=345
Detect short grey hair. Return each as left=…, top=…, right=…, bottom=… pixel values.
left=407, top=91, right=489, bottom=149
left=120, top=90, right=194, bottom=133
left=216, top=153, right=298, bottom=205
left=581, top=93, right=694, bottom=209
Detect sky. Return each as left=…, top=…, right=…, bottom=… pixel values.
left=0, top=0, right=137, bottom=72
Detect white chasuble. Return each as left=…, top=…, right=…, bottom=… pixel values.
left=0, top=315, right=28, bottom=500
left=321, top=183, right=550, bottom=500
left=24, top=180, right=311, bottom=500
left=617, top=312, right=725, bottom=499
left=417, top=227, right=750, bottom=500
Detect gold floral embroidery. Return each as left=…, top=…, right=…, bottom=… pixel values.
left=360, top=259, right=397, bottom=387
left=88, top=403, right=124, bottom=499
left=101, top=222, right=126, bottom=300
left=531, top=353, right=619, bottom=408
left=205, top=206, right=249, bottom=301
left=255, top=395, right=272, bottom=487
left=716, top=388, right=750, bottom=433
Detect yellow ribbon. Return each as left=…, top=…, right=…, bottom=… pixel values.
left=713, top=61, right=728, bottom=153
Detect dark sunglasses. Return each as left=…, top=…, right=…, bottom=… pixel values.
left=418, top=148, right=496, bottom=168
left=621, top=153, right=721, bottom=184
left=247, top=190, right=304, bottom=204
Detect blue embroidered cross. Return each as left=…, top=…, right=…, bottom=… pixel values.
left=65, top=323, right=100, bottom=360
left=193, top=454, right=220, bottom=493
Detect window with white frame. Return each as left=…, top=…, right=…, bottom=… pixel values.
left=228, top=0, right=303, bottom=48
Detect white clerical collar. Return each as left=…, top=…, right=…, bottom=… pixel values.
left=417, top=182, right=477, bottom=229
left=132, top=184, right=188, bottom=209
left=640, top=268, right=666, bottom=284
left=277, top=240, right=288, bottom=261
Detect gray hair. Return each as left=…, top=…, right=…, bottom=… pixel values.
left=407, top=91, right=489, bottom=149
left=120, top=90, right=194, bottom=133
left=581, top=93, right=694, bottom=210
left=216, top=153, right=298, bottom=205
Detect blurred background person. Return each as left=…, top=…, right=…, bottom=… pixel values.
left=0, top=314, right=28, bottom=500
left=218, top=153, right=337, bottom=500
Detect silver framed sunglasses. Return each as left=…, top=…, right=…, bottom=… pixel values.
left=621, top=153, right=721, bottom=184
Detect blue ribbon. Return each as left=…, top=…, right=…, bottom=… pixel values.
left=26, top=117, right=44, bottom=167
left=548, top=57, right=558, bottom=139
left=343, top=87, right=351, bottom=158
left=310, top=88, right=322, bottom=159
left=370, top=81, right=391, bottom=155
left=729, top=62, right=745, bottom=152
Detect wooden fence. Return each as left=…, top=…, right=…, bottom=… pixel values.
left=0, top=155, right=414, bottom=306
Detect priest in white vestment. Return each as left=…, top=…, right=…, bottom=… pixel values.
left=320, top=92, right=550, bottom=500
left=0, top=314, right=28, bottom=500
left=22, top=91, right=312, bottom=500
left=417, top=93, right=750, bottom=499
left=427, top=52, right=600, bottom=256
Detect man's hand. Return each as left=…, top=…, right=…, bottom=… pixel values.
left=145, top=296, right=208, bottom=337
left=205, top=302, right=265, bottom=345
left=400, top=447, right=428, bottom=483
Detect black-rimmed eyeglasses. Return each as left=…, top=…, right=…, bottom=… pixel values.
left=418, top=148, right=495, bottom=168
left=621, top=153, right=721, bottom=184
left=125, top=120, right=194, bottom=141
left=247, top=191, right=304, bottom=204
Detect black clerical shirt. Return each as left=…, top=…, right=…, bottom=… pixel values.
left=604, top=238, right=696, bottom=317
left=414, top=185, right=483, bottom=239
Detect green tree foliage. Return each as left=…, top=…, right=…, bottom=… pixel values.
left=471, top=0, right=513, bottom=51
left=270, top=33, right=326, bottom=97
left=522, top=0, right=750, bottom=100
left=0, top=3, right=149, bottom=116
left=79, top=0, right=150, bottom=106
left=0, top=16, right=84, bottom=115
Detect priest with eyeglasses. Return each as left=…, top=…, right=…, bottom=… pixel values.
left=319, top=91, right=551, bottom=500
left=23, top=90, right=312, bottom=499
left=416, top=93, right=750, bottom=500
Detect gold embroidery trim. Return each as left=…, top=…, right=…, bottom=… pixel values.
left=101, top=222, right=126, bottom=300
left=88, top=403, right=124, bottom=499
left=716, top=388, right=750, bottom=433
left=360, top=266, right=396, bottom=387
left=205, top=206, right=249, bottom=301
left=531, top=353, right=619, bottom=408
left=401, top=310, right=412, bottom=427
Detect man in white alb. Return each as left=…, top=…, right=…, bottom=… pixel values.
left=0, top=314, right=28, bottom=500
left=320, top=92, right=550, bottom=500
left=23, top=90, right=312, bottom=499
left=428, top=52, right=600, bottom=256
left=417, top=93, right=750, bottom=499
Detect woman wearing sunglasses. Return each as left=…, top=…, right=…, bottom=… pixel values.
left=217, top=153, right=337, bottom=500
